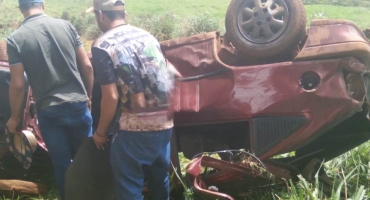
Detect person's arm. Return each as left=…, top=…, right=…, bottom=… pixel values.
left=96, top=83, right=119, bottom=137
left=91, top=47, right=118, bottom=149
left=76, top=46, right=94, bottom=103
left=68, top=21, right=94, bottom=105
left=6, top=39, right=25, bottom=134
left=8, top=64, right=25, bottom=127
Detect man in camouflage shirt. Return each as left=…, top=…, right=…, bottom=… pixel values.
left=87, top=0, right=175, bottom=199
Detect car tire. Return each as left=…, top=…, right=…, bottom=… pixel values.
left=225, top=0, right=306, bottom=58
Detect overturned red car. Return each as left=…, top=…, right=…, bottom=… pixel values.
left=1, top=0, right=370, bottom=199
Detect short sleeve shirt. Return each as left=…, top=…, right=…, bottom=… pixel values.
left=91, top=25, right=174, bottom=132
left=7, top=14, right=87, bottom=111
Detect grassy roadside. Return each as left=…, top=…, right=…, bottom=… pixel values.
left=1, top=0, right=369, bottom=26
left=2, top=1, right=370, bottom=51
left=2, top=1, right=370, bottom=41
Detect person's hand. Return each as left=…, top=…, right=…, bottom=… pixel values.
left=93, top=131, right=108, bottom=150
left=166, top=59, right=182, bottom=78
left=6, top=117, right=20, bottom=135
left=87, top=99, right=92, bottom=111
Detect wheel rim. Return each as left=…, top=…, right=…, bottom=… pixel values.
left=237, top=0, right=289, bottom=44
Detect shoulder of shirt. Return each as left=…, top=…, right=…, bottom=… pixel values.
left=8, top=16, right=68, bottom=39
left=91, top=25, right=128, bottom=49
left=47, top=17, right=71, bottom=26
left=92, top=25, right=159, bottom=50
left=33, top=16, right=71, bottom=28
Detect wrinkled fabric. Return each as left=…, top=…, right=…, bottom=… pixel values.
left=37, top=102, right=92, bottom=200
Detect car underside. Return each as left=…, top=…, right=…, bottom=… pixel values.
left=159, top=19, right=370, bottom=199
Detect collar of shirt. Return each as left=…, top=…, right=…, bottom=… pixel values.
left=22, top=13, right=47, bottom=25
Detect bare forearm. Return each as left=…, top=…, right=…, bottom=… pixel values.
left=76, top=46, right=94, bottom=99
left=96, top=96, right=118, bottom=135
left=9, top=83, right=24, bottom=120
left=80, top=65, right=94, bottom=98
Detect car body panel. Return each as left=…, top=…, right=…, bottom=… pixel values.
left=295, top=20, right=370, bottom=67
left=160, top=22, right=369, bottom=159
left=0, top=62, right=47, bottom=151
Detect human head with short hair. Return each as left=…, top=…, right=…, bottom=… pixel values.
left=86, top=0, right=126, bottom=33
left=18, top=0, right=44, bottom=18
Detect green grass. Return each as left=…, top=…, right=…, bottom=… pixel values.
left=0, top=0, right=368, bottom=28
left=305, top=5, right=370, bottom=28
left=2, top=1, right=370, bottom=48
left=2, top=1, right=370, bottom=39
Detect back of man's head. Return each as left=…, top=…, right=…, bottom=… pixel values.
left=103, top=0, right=125, bottom=21
left=87, top=0, right=126, bottom=21
left=100, top=9, right=125, bottom=21
left=18, top=0, right=44, bottom=11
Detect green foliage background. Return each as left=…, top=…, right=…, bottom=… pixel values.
left=303, top=0, right=370, bottom=7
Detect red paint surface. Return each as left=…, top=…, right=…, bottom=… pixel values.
left=172, top=59, right=360, bottom=159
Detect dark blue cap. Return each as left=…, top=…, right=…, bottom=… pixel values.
left=19, top=0, right=44, bottom=5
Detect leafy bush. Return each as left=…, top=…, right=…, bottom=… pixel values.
left=85, top=25, right=101, bottom=40
left=69, top=14, right=96, bottom=37
left=0, top=28, right=15, bottom=40
left=61, top=10, right=71, bottom=21
left=70, top=16, right=85, bottom=36
left=0, top=16, right=21, bottom=39
left=181, top=12, right=224, bottom=37
left=127, top=12, right=223, bottom=41
left=128, top=12, right=178, bottom=41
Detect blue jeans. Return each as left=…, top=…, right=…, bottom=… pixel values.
left=37, top=101, right=93, bottom=200
left=110, top=129, right=172, bottom=200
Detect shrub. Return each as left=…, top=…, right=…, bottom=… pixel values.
left=70, top=16, right=87, bottom=36
left=70, top=14, right=96, bottom=36
left=61, top=11, right=71, bottom=21
left=85, top=25, right=102, bottom=40
left=0, top=28, right=15, bottom=40
left=66, top=12, right=225, bottom=42
left=0, top=15, right=21, bottom=39
left=181, top=13, right=224, bottom=37
left=128, top=12, right=177, bottom=41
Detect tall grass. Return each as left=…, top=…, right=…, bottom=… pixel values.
left=67, top=11, right=225, bottom=42
left=174, top=144, right=370, bottom=200
left=3, top=2, right=370, bottom=40
left=128, top=12, right=178, bottom=41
